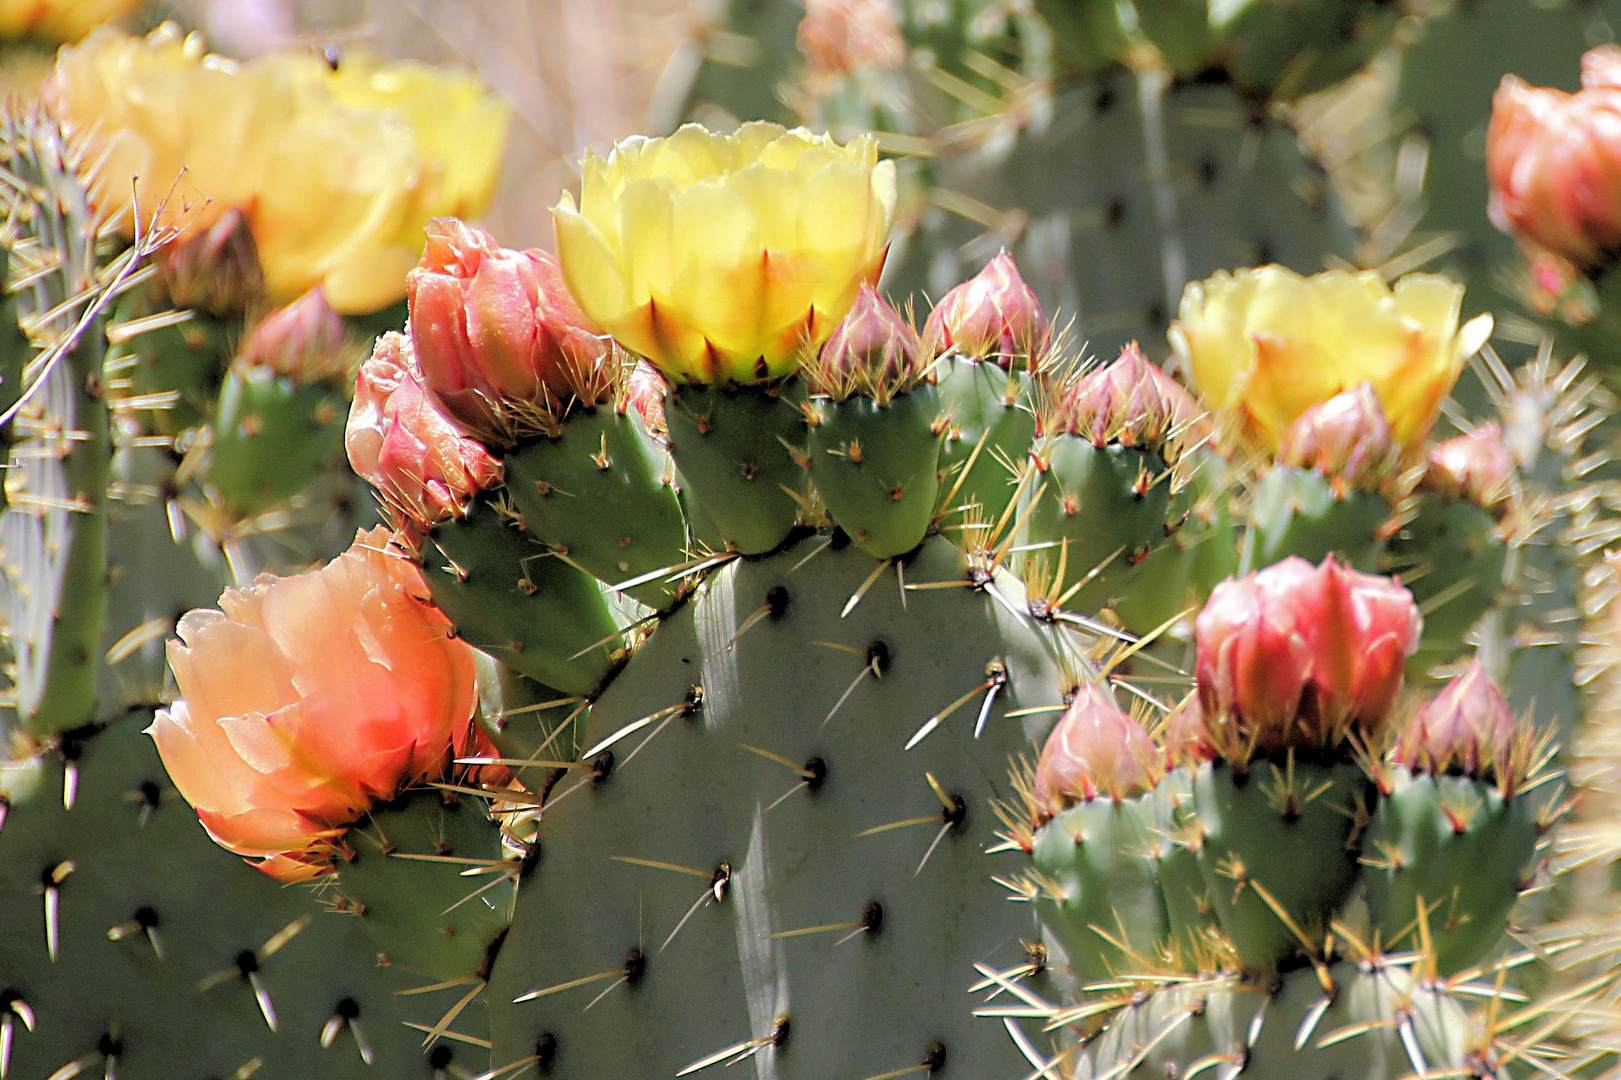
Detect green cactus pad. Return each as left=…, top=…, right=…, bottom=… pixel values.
left=1028, top=438, right=1172, bottom=606
left=1031, top=794, right=1169, bottom=983
left=1248, top=465, right=1388, bottom=572
left=1109, top=462, right=1240, bottom=633
left=486, top=535, right=1071, bottom=1077
left=934, top=357, right=1037, bottom=532
left=1153, top=766, right=1221, bottom=955
left=208, top=366, right=346, bottom=516
left=1192, top=759, right=1365, bottom=972
left=1361, top=772, right=1538, bottom=976
left=1386, top=494, right=1507, bottom=677
left=504, top=408, right=689, bottom=609
left=665, top=383, right=808, bottom=555
left=807, top=386, right=943, bottom=558
left=1075, top=959, right=1487, bottom=1079
left=423, top=497, right=621, bottom=695
left=0, top=716, right=463, bottom=1079
left=113, top=294, right=231, bottom=438
left=334, top=790, right=513, bottom=984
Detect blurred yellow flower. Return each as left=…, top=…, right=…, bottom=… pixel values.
left=553, top=121, right=897, bottom=384
left=0, top=0, right=138, bottom=43
left=1169, top=266, right=1493, bottom=450
left=45, top=24, right=510, bottom=315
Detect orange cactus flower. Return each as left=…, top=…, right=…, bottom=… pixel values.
left=147, top=527, right=478, bottom=880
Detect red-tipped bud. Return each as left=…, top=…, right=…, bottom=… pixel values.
left=1061, top=343, right=1210, bottom=455
left=408, top=217, right=609, bottom=442
left=1034, top=682, right=1161, bottom=817
left=152, top=207, right=265, bottom=317
left=237, top=287, right=347, bottom=381
left=923, top=251, right=1048, bottom=367
left=1276, top=383, right=1393, bottom=489
left=347, top=332, right=503, bottom=534
left=797, top=0, right=906, bottom=83
left=1424, top=423, right=1517, bottom=514
left=1163, top=695, right=1216, bottom=769
left=1393, top=660, right=1518, bottom=779
left=1487, top=46, right=1621, bottom=270
left=623, top=360, right=669, bottom=438
left=1195, top=557, right=1420, bottom=754
left=811, top=284, right=923, bottom=399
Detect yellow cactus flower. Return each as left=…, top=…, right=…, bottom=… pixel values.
left=552, top=121, right=897, bottom=384
left=1169, top=266, right=1494, bottom=450
left=46, top=24, right=510, bottom=315
left=0, top=0, right=139, bottom=43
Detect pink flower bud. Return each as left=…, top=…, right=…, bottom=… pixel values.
left=347, top=331, right=503, bottom=534
left=1424, top=423, right=1517, bottom=514
left=797, top=0, right=905, bottom=83
left=812, top=284, right=922, bottom=398
left=1196, top=557, right=1420, bottom=753
left=1061, top=342, right=1210, bottom=454
left=237, top=287, right=347, bottom=380
left=153, top=207, right=265, bottom=317
left=1393, top=660, right=1518, bottom=779
left=923, top=251, right=1048, bottom=367
left=1034, top=682, right=1161, bottom=817
left=146, top=527, right=479, bottom=880
left=408, top=217, right=608, bottom=442
left=1488, top=46, right=1621, bottom=270
left=622, top=359, right=669, bottom=437
left=1276, top=383, right=1393, bottom=489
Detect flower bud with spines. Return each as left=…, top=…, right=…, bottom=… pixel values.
left=1391, top=659, right=1522, bottom=788
left=1252, top=383, right=1397, bottom=570
left=930, top=253, right=1048, bottom=536
left=1033, top=682, right=1161, bottom=820
left=1027, top=682, right=1169, bottom=982
left=207, top=290, right=353, bottom=515
left=924, top=250, right=1049, bottom=370
left=237, top=286, right=348, bottom=382
left=1364, top=660, right=1542, bottom=974
left=805, top=287, right=941, bottom=557
left=1195, top=555, right=1420, bottom=759
left=150, top=206, right=265, bottom=318
left=1423, top=423, right=1518, bottom=517
left=1026, top=345, right=1187, bottom=611
left=1060, top=343, right=1209, bottom=463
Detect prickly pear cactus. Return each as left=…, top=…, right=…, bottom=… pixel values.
left=487, top=536, right=1071, bottom=1076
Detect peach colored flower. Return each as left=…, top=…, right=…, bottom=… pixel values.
left=147, top=527, right=478, bottom=880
